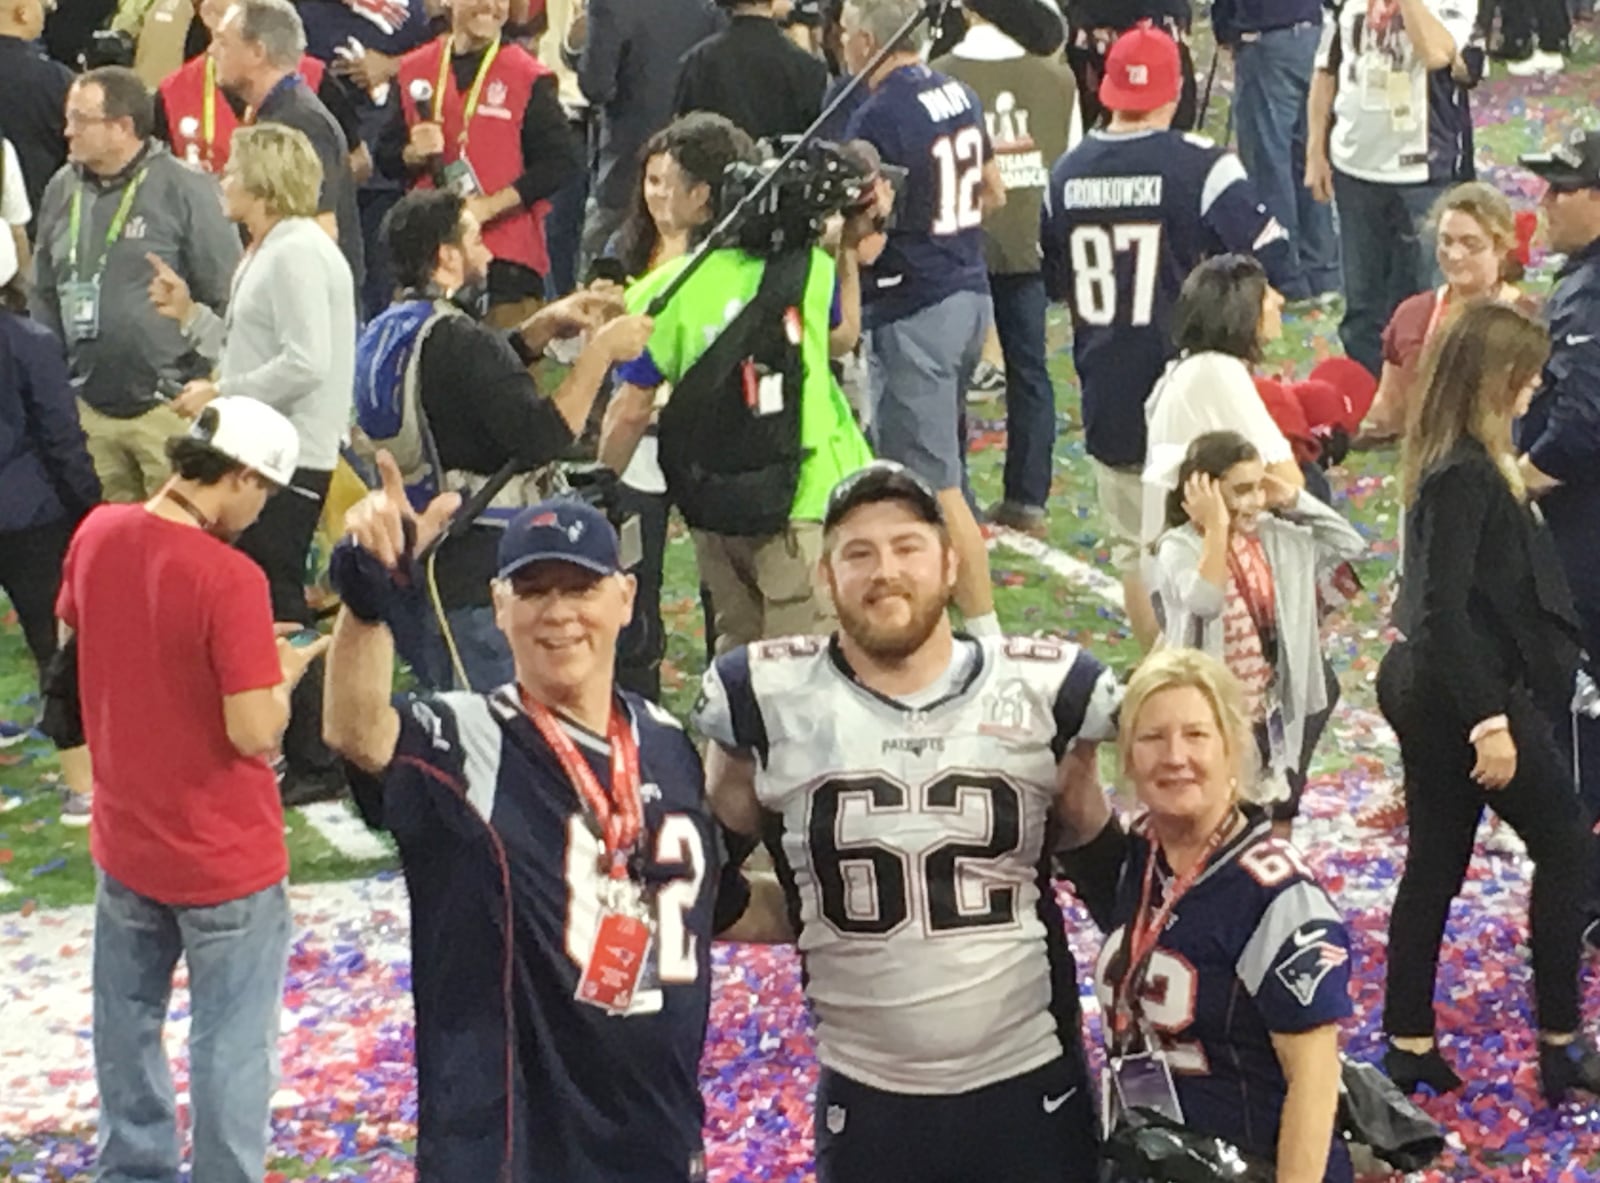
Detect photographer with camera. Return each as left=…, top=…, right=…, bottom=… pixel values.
left=598, top=113, right=876, bottom=654
left=355, top=188, right=651, bottom=691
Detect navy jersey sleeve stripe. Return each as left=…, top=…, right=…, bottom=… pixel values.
left=1050, top=650, right=1111, bottom=758
left=349, top=693, right=473, bottom=839
left=717, top=647, right=771, bottom=764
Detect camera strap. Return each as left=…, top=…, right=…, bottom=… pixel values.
left=669, top=249, right=812, bottom=405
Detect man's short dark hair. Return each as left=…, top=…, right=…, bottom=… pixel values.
left=383, top=190, right=467, bottom=292
left=77, top=66, right=155, bottom=141
left=1172, top=253, right=1269, bottom=363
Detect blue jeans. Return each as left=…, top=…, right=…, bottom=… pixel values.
left=1332, top=170, right=1447, bottom=378
left=1232, top=23, right=1341, bottom=300
left=94, top=873, right=291, bottom=1183
left=991, top=272, right=1056, bottom=510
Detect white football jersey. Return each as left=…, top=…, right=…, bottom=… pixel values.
left=694, top=634, right=1121, bottom=1094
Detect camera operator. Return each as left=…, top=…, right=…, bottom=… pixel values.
left=355, top=188, right=652, bottom=691
left=598, top=113, right=876, bottom=654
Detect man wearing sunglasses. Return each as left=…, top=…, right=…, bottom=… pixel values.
left=1516, top=127, right=1600, bottom=950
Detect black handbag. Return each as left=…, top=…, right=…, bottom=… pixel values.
left=1101, top=1107, right=1274, bottom=1183
left=1338, top=1058, right=1447, bottom=1172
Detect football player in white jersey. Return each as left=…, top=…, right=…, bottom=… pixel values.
left=693, top=462, right=1120, bottom=1183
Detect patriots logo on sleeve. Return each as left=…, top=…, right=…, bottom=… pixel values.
left=1272, top=925, right=1350, bottom=1007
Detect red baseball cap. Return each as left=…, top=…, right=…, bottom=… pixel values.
left=1098, top=22, right=1182, bottom=114
left=1306, top=358, right=1379, bottom=434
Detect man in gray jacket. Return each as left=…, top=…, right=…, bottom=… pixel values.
left=32, top=65, right=241, bottom=503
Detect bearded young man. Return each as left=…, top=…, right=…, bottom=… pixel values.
left=692, top=461, right=1122, bottom=1183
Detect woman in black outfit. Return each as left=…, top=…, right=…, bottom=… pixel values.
left=1379, top=301, right=1599, bottom=1100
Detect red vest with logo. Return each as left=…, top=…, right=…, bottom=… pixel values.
left=397, top=37, right=552, bottom=278
left=159, top=55, right=329, bottom=173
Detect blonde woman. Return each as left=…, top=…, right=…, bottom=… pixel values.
left=1378, top=302, right=1598, bottom=1100
left=1359, top=182, right=1538, bottom=443
left=147, top=120, right=357, bottom=800
left=1058, top=649, right=1351, bottom=1182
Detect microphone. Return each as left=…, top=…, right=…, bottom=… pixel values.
left=958, top=0, right=1067, bottom=56
left=408, top=78, right=434, bottom=122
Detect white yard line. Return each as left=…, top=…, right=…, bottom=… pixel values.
left=298, top=800, right=392, bottom=862
left=988, top=528, right=1127, bottom=612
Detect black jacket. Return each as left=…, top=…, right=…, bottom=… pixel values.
left=672, top=16, right=828, bottom=142
left=579, top=0, right=723, bottom=210
left=0, top=35, right=72, bottom=229
left=1396, top=438, right=1581, bottom=725
left=0, top=310, right=101, bottom=533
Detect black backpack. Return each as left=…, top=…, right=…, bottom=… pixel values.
left=656, top=248, right=813, bottom=538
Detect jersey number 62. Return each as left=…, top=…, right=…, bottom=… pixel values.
left=808, top=772, right=1024, bottom=937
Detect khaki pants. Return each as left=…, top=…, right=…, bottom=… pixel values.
left=77, top=401, right=188, bottom=504
left=692, top=522, right=832, bottom=655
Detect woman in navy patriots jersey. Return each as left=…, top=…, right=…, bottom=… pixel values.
left=1058, top=649, right=1353, bottom=1182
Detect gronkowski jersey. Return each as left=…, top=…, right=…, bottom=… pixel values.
left=694, top=634, right=1122, bottom=1094
left=844, top=63, right=993, bottom=328
left=1040, top=129, right=1292, bottom=468
left=349, top=688, right=739, bottom=1183
left=1066, top=815, right=1354, bottom=1181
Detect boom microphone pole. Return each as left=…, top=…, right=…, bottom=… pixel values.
left=415, top=0, right=1064, bottom=565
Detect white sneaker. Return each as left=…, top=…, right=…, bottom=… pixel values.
left=1506, top=49, right=1564, bottom=74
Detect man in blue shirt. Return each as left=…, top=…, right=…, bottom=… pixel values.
left=841, top=0, right=1006, bottom=638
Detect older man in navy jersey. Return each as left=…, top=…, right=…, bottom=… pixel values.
left=323, top=453, right=783, bottom=1183
left=840, top=0, right=1006, bottom=638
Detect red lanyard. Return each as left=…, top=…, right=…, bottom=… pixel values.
left=1225, top=534, right=1277, bottom=635
left=521, top=689, right=642, bottom=879
left=1114, top=814, right=1237, bottom=1038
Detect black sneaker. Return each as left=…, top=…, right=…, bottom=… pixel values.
left=1383, top=1041, right=1464, bottom=1094
left=280, top=769, right=349, bottom=808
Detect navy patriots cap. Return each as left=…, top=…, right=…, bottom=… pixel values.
left=824, top=461, right=945, bottom=532
left=1521, top=128, right=1600, bottom=189
left=497, top=499, right=622, bottom=581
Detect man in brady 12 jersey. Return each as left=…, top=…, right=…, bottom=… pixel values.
left=323, top=453, right=784, bottom=1183
left=694, top=461, right=1122, bottom=1183
left=1040, top=22, right=1293, bottom=651
left=839, top=0, right=1006, bottom=640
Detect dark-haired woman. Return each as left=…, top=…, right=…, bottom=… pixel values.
left=1140, top=254, right=1302, bottom=548
left=1150, top=430, right=1362, bottom=834
left=1379, top=302, right=1600, bottom=1100
left=0, top=229, right=100, bottom=815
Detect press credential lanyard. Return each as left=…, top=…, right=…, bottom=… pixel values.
left=67, top=169, right=148, bottom=281
left=1114, top=814, right=1237, bottom=1041
left=521, top=690, right=642, bottom=879
left=436, top=38, right=501, bottom=154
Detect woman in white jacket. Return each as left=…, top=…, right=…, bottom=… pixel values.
left=1152, top=431, right=1365, bottom=836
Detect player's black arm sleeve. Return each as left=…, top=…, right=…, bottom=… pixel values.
left=1054, top=816, right=1129, bottom=932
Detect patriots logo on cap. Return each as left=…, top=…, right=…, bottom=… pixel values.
left=1273, top=926, right=1349, bottom=1007
left=528, top=511, right=560, bottom=528
left=1126, top=64, right=1149, bottom=85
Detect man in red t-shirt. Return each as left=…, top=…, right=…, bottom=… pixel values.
left=56, top=396, right=327, bottom=1183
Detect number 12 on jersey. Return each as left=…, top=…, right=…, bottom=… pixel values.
left=1069, top=223, right=1162, bottom=327
left=931, top=126, right=986, bottom=236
